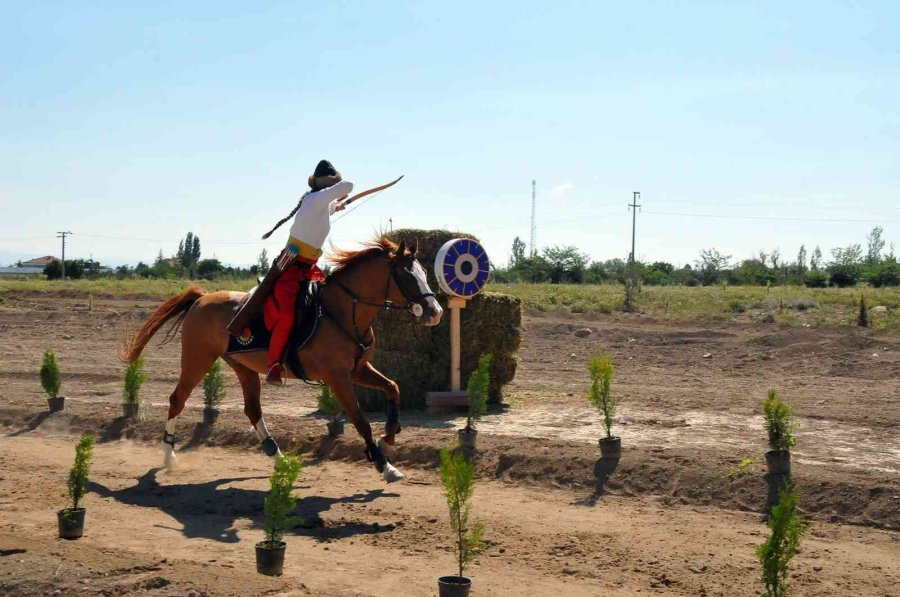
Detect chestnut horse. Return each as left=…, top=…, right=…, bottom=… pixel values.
left=120, top=237, right=443, bottom=482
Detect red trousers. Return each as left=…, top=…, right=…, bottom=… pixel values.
left=263, top=260, right=324, bottom=367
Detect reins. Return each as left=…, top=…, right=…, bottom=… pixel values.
left=322, top=258, right=434, bottom=370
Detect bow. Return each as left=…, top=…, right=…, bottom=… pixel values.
left=342, top=175, right=404, bottom=207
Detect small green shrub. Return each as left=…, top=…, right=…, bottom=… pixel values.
left=727, top=456, right=756, bottom=479
left=67, top=433, right=95, bottom=511
left=439, top=446, right=484, bottom=579
left=122, top=356, right=146, bottom=405
left=262, top=454, right=303, bottom=547
left=587, top=354, right=617, bottom=439
left=40, top=348, right=61, bottom=398
left=317, top=385, right=342, bottom=420
left=726, top=299, right=747, bottom=313
left=858, top=295, right=869, bottom=328
left=763, top=389, right=797, bottom=452
left=201, top=359, right=226, bottom=408
left=757, top=485, right=806, bottom=597
left=466, top=354, right=492, bottom=430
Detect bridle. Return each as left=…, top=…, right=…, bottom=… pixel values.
left=325, top=256, right=435, bottom=366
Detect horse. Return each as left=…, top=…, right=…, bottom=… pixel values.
left=119, top=236, right=443, bottom=482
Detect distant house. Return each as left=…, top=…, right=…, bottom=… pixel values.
left=21, top=255, right=59, bottom=267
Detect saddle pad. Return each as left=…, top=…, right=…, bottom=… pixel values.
left=226, top=282, right=322, bottom=380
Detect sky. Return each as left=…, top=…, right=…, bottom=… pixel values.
left=2, top=1, right=899, bottom=269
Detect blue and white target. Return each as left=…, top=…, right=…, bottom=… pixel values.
left=435, top=238, right=490, bottom=298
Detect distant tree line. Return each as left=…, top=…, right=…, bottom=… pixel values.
left=493, top=227, right=899, bottom=288
left=43, top=232, right=271, bottom=281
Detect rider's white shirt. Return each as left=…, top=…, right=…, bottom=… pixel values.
left=288, top=180, right=354, bottom=251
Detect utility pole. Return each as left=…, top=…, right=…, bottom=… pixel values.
left=389, top=217, right=393, bottom=232
left=530, top=180, right=537, bottom=257
left=57, top=231, right=72, bottom=279
left=628, top=191, right=641, bottom=264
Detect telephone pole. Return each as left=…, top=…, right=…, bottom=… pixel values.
left=529, top=180, right=537, bottom=257
left=57, top=231, right=72, bottom=279
left=628, top=192, right=641, bottom=264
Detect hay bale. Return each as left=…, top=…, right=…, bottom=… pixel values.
left=357, top=229, right=522, bottom=410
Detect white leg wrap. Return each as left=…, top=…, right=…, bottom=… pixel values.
left=254, top=419, right=271, bottom=441
left=163, top=418, right=178, bottom=470
left=383, top=462, right=405, bottom=483
left=255, top=419, right=283, bottom=460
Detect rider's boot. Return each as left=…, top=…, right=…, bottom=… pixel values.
left=265, top=363, right=285, bottom=387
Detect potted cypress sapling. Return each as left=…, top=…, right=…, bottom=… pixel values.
left=201, top=359, right=226, bottom=424
left=121, top=355, right=146, bottom=418
left=757, top=485, right=806, bottom=597
left=437, top=445, right=484, bottom=597
left=458, top=354, right=491, bottom=452
left=587, top=354, right=620, bottom=459
left=58, top=433, right=94, bottom=539
left=41, top=348, right=66, bottom=413
left=763, top=389, right=797, bottom=475
left=317, top=385, right=344, bottom=436
left=256, top=454, right=303, bottom=576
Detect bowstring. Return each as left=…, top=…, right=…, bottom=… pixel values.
left=332, top=189, right=385, bottom=224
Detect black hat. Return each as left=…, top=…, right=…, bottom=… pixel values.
left=309, top=160, right=342, bottom=190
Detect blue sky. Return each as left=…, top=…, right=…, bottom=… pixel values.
left=2, top=1, right=898, bottom=269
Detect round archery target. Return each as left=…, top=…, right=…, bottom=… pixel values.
left=435, top=238, right=490, bottom=297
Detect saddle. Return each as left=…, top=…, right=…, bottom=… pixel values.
left=226, top=281, right=322, bottom=380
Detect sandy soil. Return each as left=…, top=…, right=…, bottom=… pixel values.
left=1, top=293, right=899, bottom=595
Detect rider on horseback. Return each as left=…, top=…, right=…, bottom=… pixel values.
left=263, top=159, right=352, bottom=386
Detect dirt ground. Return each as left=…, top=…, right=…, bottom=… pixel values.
left=1, top=293, right=899, bottom=595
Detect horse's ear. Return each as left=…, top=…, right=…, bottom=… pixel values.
left=396, top=240, right=406, bottom=257
left=409, top=239, right=419, bottom=256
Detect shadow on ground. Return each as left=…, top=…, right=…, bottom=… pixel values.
left=88, top=469, right=399, bottom=544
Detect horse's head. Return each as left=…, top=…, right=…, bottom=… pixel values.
left=389, top=239, right=443, bottom=327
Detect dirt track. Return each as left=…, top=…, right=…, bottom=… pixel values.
left=1, top=293, right=899, bottom=595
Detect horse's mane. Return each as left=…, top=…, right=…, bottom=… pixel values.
left=329, top=234, right=398, bottom=274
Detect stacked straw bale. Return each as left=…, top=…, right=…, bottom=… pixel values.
left=350, top=229, right=522, bottom=409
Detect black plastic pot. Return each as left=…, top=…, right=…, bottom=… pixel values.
left=458, top=428, right=477, bottom=449
left=599, top=436, right=622, bottom=460
left=47, top=396, right=66, bottom=413
left=58, top=508, right=85, bottom=539
left=438, top=576, right=472, bottom=597
left=202, top=407, right=220, bottom=425
left=122, top=402, right=140, bottom=418
left=256, top=541, right=286, bottom=576
left=765, top=450, right=791, bottom=475
left=327, top=419, right=344, bottom=437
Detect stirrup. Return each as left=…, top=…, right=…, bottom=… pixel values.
left=265, top=364, right=286, bottom=388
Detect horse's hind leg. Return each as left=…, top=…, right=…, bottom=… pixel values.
left=224, top=356, right=282, bottom=461
left=163, top=356, right=213, bottom=470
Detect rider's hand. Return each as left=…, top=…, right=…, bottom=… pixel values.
left=334, top=201, right=347, bottom=212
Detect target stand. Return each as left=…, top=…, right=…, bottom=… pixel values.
left=426, top=238, right=490, bottom=413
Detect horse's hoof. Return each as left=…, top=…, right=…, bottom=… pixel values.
left=164, top=455, right=178, bottom=471
left=382, top=462, right=405, bottom=483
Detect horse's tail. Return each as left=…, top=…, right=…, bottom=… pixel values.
left=119, top=285, right=208, bottom=363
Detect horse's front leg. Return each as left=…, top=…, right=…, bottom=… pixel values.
left=329, top=373, right=404, bottom=483
left=352, top=362, right=402, bottom=447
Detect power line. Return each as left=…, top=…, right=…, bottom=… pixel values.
left=642, top=210, right=900, bottom=224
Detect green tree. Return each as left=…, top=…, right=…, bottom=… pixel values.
left=178, top=232, right=202, bottom=277
left=439, top=446, right=484, bottom=579
left=122, top=356, right=146, bottom=405
left=810, top=246, right=822, bottom=271
left=256, top=248, right=270, bottom=274
left=40, top=348, right=62, bottom=398
left=587, top=354, right=616, bottom=438
left=866, top=226, right=885, bottom=265
left=197, top=258, right=223, bottom=279
left=44, top=259, right=63, bottom=280
left=695, top=249, right=732, bottom=286
left=757, top=486, right=805, bottom=597
left=828, top=244, right=863, bottom=287
left=67, top=433, right=95, bottom=511
left=202, top=359, right=226, bottom=408
left=509, top=237, right=527, bottom=268
left=795, top=245, right=807, bottom=277
left=465, top=354, right=492, bottom=430
left=542, top=245, right=589, bottom=283
left=262, top=455, right=303, bottom=546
